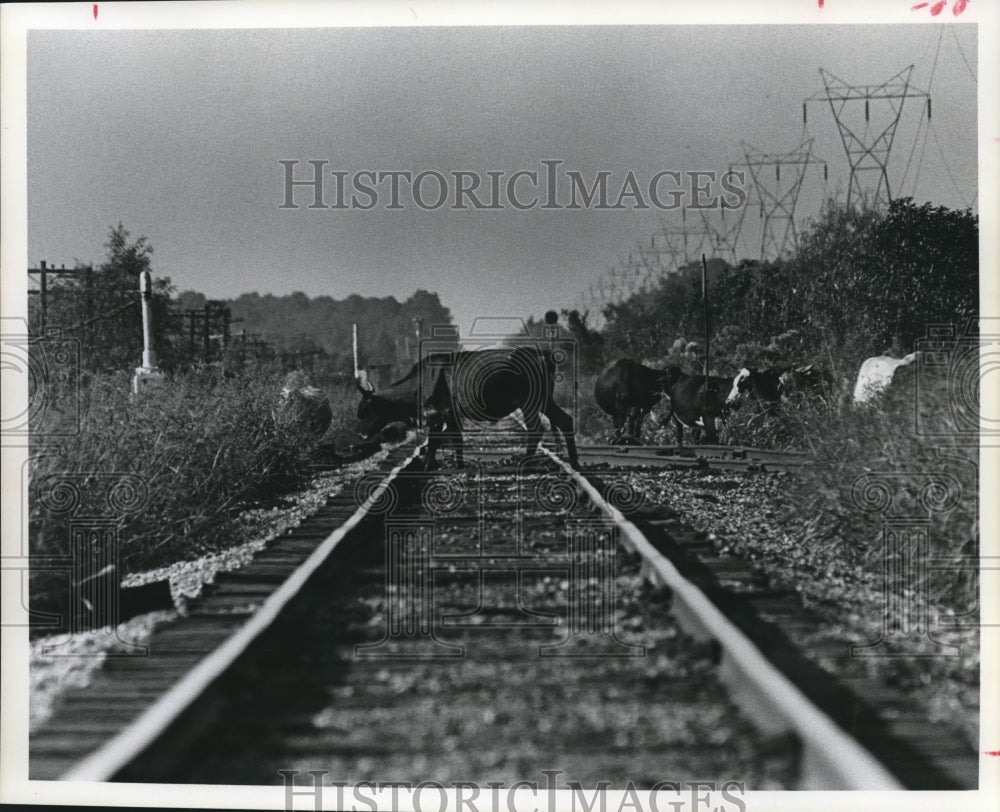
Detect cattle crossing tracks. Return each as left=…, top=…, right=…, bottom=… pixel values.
left=33, top=439, right=973, bottom=790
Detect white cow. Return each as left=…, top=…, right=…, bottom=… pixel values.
left=852, top=353, right=918, bottom=405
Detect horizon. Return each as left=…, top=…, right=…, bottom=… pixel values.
left=24, top=21, right=980, bottom=340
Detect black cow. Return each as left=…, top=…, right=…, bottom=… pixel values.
left=593, top=359, right=670, bottom=443
left=662, top=366, right=729, bottom=445
left=356, top=346, right=578, bottom=470
left=779, top=364, right=835, bottom=399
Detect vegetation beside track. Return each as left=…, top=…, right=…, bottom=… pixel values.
left=28, top=366, right=365, bottom=629
left=563, top=197, right=979, bottom=748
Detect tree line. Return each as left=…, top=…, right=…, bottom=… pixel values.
left=31, top=223, right=455, bottom=382
left=572, top=198, right=977, bottom=381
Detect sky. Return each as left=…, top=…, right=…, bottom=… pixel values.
left=23, top=12, right=982, bottom=341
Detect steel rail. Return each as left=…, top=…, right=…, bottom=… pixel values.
left=540, top=446, right=903, bottom=790
left=60, top=443, right=426, bottom=783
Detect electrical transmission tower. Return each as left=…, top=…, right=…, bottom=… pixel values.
left=652, top=210, right=716, bottom=272
left=696, top=207, right=747, bottom=265
left=735, top=139, right=827, bottom=261
left=631, top=239, right=671, bottom=291
left=806, top=65, right=930, bottom=210
left=617, top=248, right=660, bottom=297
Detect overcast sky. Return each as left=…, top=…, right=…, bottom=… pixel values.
left=25, top=19, right=979, bottom=338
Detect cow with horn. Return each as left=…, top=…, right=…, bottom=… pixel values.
left=355, top=346, right=578, bottom=470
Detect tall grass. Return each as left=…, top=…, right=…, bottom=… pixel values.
left=724, top=376, right=978, bottom=614
left=573, top=361, right=977, bottom=619
left=29, top=366, right=361, bottom=624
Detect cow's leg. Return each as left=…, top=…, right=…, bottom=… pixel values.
left=716, top=412, right=729, bottom=444
left=544, top=402, right=578, bottom=469
left=541, top=413, right=562, bottom=452
left=611, top=412, right=627, bottom=444
left=520, top=409, right=545, bottom=460
left=623, top=408, right=636, bottom=443
left=674, top=416, right=685, bottom=448
left=628, top=407, right=646, bottom=444
left=444, top=414, right=464, bottom=468
left=702, top=414, right=719, bottom=444
left=424, top=423, right=443, bottom=471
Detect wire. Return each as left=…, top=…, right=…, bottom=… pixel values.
left=928, top=26, right=944, bottom=93
left=928, top=119, right=972, bottom=210
left=950, top=25, right=977, bottom=83
left=899, top=102, right=929, bottom=197
left=903, top=28, right=942, bottom=202
left=55, top=299, right=138, bottom=335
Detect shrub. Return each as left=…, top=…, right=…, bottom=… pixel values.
left=28, top=366, right=360, bottom=627
left=723, top=374, right=977, bottom=617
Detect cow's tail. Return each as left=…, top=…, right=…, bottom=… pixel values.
left=387, top=352, right=458, bottom=389
left=387, top=361, right=422, bottom=388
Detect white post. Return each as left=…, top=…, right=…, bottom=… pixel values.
left=353, top=323, right=369, bottom=389
left=132, top=270, right=164, bottom=395
left=352, top=323, right=359, bottom=377
left=140, top=271, right=157, bottom=369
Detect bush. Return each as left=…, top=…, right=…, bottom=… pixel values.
left=28, top=366, right=360, bottom=626
left=723, top=373, right=977, bottom=617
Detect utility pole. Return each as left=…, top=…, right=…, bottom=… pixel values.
left=414, top=316, right=424, bottom=361
left=27, top=261, right=91, bottom=333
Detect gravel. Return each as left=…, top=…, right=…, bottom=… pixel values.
left=617, top=466, right=979, bottom=748
left=29, top=437, right=413, bottom=733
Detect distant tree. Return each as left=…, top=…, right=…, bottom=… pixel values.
left=592, top=198, right=977, bottom=378
left=561, top=309, right=606, bottom=375
left=787, top=198, right=977, bottom=367
left=176, top=290, right=207, bottom=311
left=218, top=286, right=455, bottom=375
left=43, top=223, right=176, bottom=372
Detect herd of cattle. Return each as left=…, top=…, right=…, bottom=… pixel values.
left=335, top=344, right=924, bottom=470
left=593, top=358, right=846, bottom=446
left=594, top=350, right=924, bottom=446
left=278, top=344, right=924, bottom=469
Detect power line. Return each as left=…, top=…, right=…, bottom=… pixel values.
left=950, top=25, right=977, bottom=82
left=928, top=119, right=973, bottom=209
left=898, top=99, right=929, bottom=197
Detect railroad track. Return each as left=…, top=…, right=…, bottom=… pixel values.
left=469, top=443, right=810, bottom=473
left=32, top=439, right=972, bottom=790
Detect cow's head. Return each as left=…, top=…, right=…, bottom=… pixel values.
left=355, top=377, right=388, bottom=440
left=727, top=368, right=751, bottom=405
left=728, top=367, right=784, bottom=406
left=659, top=365, right=685, bottom=393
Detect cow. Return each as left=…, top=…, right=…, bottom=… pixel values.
left=277, top=371, right=333, bottom=439
left=779, top=364, right=835, bottom=398
left=593, top=359, right=670, bottom=444
left=662, top=366, right=729, bottom=446
left=728, top=364, right=835, bottom=408
left=356, top=345, right=578, bottom=470
left=726, top=367, right=784, bottom=408
left=853, top=353, right=918, bottom=405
